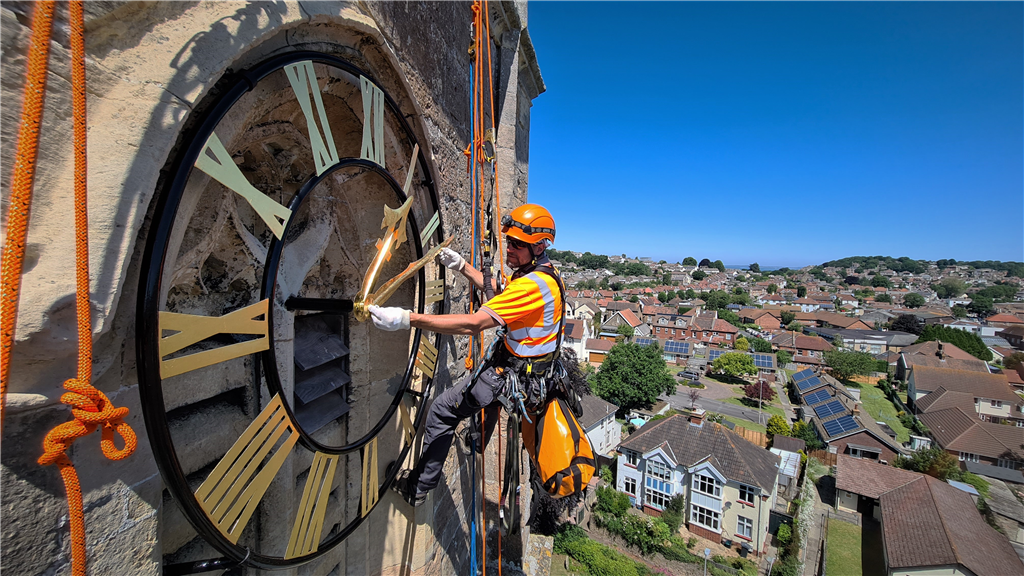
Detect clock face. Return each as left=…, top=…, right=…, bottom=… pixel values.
left=137, top=51, right=445, bottom=569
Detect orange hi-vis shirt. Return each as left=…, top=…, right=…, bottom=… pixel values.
left=483, top=268, right=563, bottom=358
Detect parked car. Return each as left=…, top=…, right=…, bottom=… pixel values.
left=677, top=370, right=701, bottom=381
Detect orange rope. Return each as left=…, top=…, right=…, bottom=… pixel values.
left=0, top=3, right=138, bottom=574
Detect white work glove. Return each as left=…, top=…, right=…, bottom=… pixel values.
left=368, top=305, right=410, bottom=331
left=437, top=247, right=466, bottom=272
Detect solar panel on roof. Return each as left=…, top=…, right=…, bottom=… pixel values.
left=814, top=400, right=846, bottom=419
left=803, top=389, right=832, bottom=406
left=635, top=338, right=653, bottom=347
left=708, top=349, right=727, bottom=361
left=796, top=376, right=822, bottom=392
left=822, top=419, right=844, bottom=437
left=791, top=369, right=814, bottom=382
left=752, top=353, right=773, bottom=368
left=833, top=415, right=859, bottom=433
left=663, top=341, right=690, bottom=355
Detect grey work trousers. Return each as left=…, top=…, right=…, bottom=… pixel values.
left=412, top=366, right=504, bottom=495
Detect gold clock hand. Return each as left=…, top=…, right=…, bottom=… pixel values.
left=355, top=236, right=454, bottom=321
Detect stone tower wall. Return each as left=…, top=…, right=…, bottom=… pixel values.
left=0, top=2, right=543, bottom=574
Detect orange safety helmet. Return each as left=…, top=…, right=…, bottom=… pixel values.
left=501, top=203, right=555, bottom=245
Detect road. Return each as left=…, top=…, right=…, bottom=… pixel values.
left=662, top=381, right=772, bottom=426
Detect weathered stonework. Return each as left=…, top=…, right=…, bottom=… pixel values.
left=1, top=2, right=543, bottom=574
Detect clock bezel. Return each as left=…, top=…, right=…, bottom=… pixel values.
left=137, top=50, right=444, bottom=569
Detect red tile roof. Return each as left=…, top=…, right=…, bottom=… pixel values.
left=987, top=313, right=1024, bottom=324
left=900, top=340, right=977, bottom=361
left=910, top=365, right=1017, bottom=402
left=836, top=454, right=918, bottom=499
left=586, top=338, right=614, bottom=352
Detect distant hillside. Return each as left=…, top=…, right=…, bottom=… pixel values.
left=820, top=256, right=1023, bottom=277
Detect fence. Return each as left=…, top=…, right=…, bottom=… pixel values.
left=807, top=450, right=837, bottom=467
left=734, top=426, right=768, bottom=447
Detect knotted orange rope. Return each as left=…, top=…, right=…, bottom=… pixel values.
left=1, top=2, right=137, bottom=574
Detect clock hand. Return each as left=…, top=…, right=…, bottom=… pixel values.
left=356, top=236, right=454, bottom=321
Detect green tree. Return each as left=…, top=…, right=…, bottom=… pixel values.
left=969, top=295, right=994, bottom=317
left=895, top=446, right=960, bottom=481
left=749, top=263, right=761, bottom=273
left=1004, top=352, right=1024, bottom=373
left=692, top=270, right=706, bottom=281
left=718, top=308, right=742, bottom=327
left=775, top=350, right=793, bottom=366
left=616, top=323, right=635, bottom=342
left=699, top=258, right=712, bottom=268
left=766, top=414, right=791, bottom=440
left=824, top=349, right=877, bottom=381
left=951, top=305, right=967, bottom=319
left=791, top=420, right=823, bottom=450
left=767, top=283, right=778, bottom=294
left=713, top=260, right=725, bottom=272
left=916, top=325, right=993, bottom=361
left=933, top=277, right=967, bottom=299
left=875, top=293, right=892, bottom=303
left=780, top=311, right=796, bottom=325
left=845, top=275, right=860, bottom=285
left=871, top=275, right=892, bottom=288
left=712, top=352, right=757, bottom=377
left=734, top=336, right=750, bottom=351
left=891, top=314, right=922, bottom=335
left=683, top=256, right=698, bottom=266
left=704, top=290, right=731, bottom=311
left=903, top=293, right=925, bottom=308
left=736, top=275, right=747, bottom=283
left=684, top=288, right=696, bottom=299
left=591, top=342, right=676, bottom=413
left=750, top=338, right=773, bottom=353
left=629, top=294, right=639, bottom=303
left=796, top=286, right=807, bottom=298
left=786, top=321, right=804, bottom=332
left=733, top=286, right=745, bottom=295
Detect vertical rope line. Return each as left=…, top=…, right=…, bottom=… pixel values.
left=0, top=0, right=56, bottom=434
left=483, top=0, right=505, bottom=277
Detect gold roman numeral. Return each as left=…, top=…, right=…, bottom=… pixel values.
left=425, top=279, right=445, bottom=305
left=419, top=211, right=440, bottom=246
left=360, top=437, right=379, bottom=518
left=415, top=337, right=438, bottom=379
left=159, top=299, right=270, bottom=378
left=398, top=394, right=416, bottom=446
left=195, top=132, right=291, bottom=239
left=285, top=451, right=339, bottom=559
left=284, top=61, right=339, bottom=176
left=360, top=76, right=385, bottom=168
left=195, top=394, right=299, bottom=543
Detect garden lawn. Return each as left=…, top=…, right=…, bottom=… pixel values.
left=858, top=384, right=910, bottom=443
left=722, top=396, right=786, bottom=419
left=723, top=416, right=766, bottom=434
left=827, top=519, right=863, bottom=576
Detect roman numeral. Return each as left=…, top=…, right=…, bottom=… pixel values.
left=195, top=394, right=299, bottom=543
left=415, top=337, right=438, bottom=379
left=284, top=61, right=339, bottom=176
left=285, top=451, right=339, bottom=559
left=398, top=394, right=416, bottom=446
left=159, top=299, right=270, bottom=378
left=195, top=132, right=291, bottom=239
left=425, top=279, right=445, bottom=305
left=419, top=211, right=440, bottom=246
left=360, top=76, right=385, bottom=168
left=360, top=437, right=379, bottom=518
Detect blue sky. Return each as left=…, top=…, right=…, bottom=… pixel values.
left=525, top=2, right=1023, bottom=268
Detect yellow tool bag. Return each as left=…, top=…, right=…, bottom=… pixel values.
left=522, top=396, right=596, bottom=498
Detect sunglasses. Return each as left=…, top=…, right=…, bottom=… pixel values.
left=506, top=236, right=530, bottom=249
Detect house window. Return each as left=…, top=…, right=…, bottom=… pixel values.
left=958, top=452, right=979, bottom=463
left=647, top=460, right=671, bottom=481
left=693, top=474, right=721, bottom=498
left=738, top=484, right=756, bottom=504
left=625, top=451, right=638, bottom=467
left=726, top=334, right=732, bottom=340
left=736, top=516, right=753, bottom=540
left=690, top=505, right=720, bottom=531
left=646, top=487, right=671, bottom=510
left=990, top=400, right=1003, bottom=408
left=996, top=459, right=1018, bottom=470
left=623, top=477, right=637, bottom=495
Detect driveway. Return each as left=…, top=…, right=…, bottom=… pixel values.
left=662, top=386, right=772, bottom=426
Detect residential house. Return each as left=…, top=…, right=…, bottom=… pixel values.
left=987, top=313, right=1024, bottom=329
left=896, top=340, right=990, bottom=382
left=794, top=298, right=820, bottom=312
left=813, top=311, right=873, bottom=331
left=907, top=365, right=1022, bottom=424
left=562, top=318, right=590, bottom=360
left=835, top=294, right=859, bottom=310
left=918, top=407, right=1024, bottom=470
left=834, top=456, right=1024, bottom=576
left=616, top=411, right=780, bottom=556
left=940, top=318, right=982, bottom=334
left=585, top=338, right=614, bottom=364
left=738, top=309, right=781, bottom=331
left=642, top=305, right=679, bottom=325
left=600, top=309, right=646, bottom=339
left=998, top=325, right=1024, bottom=350
left=805, top=327, right=918, bottom=355
left=566, top=297, right=600, bottom=323
left=772, top=333, right=833, bottom=367
left=650, top=313, right=690, bottom=341
left=580, top=394, right=620, bottom=459
left=684, top=311, right=739, bottom=346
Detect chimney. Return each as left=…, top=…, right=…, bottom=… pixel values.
left=689, top=408, right=706, bottom=427
left=936, top=341, right=945, bottom=360
left=853, top=402, right=860, bottom=415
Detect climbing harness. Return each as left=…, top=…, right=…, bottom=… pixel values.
left=0, top=3, right=137, bottom=575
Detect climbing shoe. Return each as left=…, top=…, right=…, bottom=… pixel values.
left=393, top=468, right=427, bottom=507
